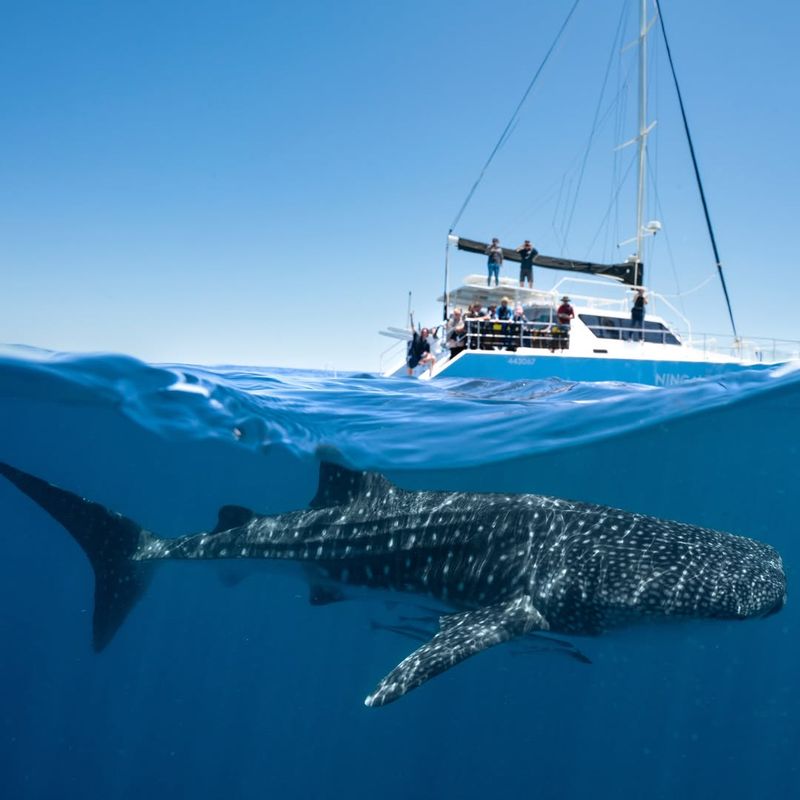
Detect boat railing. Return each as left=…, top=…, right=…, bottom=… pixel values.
left=378, top=337, right=408, bottom=374
left=454, top=318, right=571, bottom=353
left=384, top=321, right=800, bottom=375
left=548, top=278, right=695, bottom=338
left=450, top=318, right=800, bottom=363
left=550, top=276, right=633, bottom=312
left=675, top=332, right=800, bottom=363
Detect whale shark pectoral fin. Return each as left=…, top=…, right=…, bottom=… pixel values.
left=309, top=461, right=397, bottom=509
left=364, top=596, right=548, bottom=708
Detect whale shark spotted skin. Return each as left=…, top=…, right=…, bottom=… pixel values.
left=0, top=461, right=786, bottom=706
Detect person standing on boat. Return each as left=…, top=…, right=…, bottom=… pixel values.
left=446, top=307, right=467, bottom=359
left=516, top=240, right=538, bottom=287
left=496, top=296, right=514, bottom=349
left=485, top=238, right=503, bottom=286
left=556, top=296, right=575, bottom=328
left=554, top=296, right=574, bottom=351
left=630, top=288, right=647, bottom=341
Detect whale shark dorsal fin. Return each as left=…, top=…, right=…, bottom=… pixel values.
left=364, top=596, right=548, bottom=707
left=212, top=505, right=257, bottom=534
left=309, top=461, right=396, bottom=509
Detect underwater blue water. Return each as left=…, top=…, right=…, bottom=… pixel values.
left=0, top=347, right=797, bottom=800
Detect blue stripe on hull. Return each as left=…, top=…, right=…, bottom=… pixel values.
left=435, top=352, right=771, bottom=386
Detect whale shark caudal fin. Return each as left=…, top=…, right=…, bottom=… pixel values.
left=364, top=595, right=549, bottom=707
left=0, top=463, right=152, bottom=651
left=309, top=461, right=397, bottom=509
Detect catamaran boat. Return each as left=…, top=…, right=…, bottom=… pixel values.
left=379, top=1, right=800, bottom=385
left=380, top=266, right=800, bottom=385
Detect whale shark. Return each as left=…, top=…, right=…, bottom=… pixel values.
left=0, top=460, right=786, bottom=706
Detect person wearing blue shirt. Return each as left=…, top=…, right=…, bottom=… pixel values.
left=496, top=297, right=513, bottom=320
left=485, top=238, right=503, bottom=286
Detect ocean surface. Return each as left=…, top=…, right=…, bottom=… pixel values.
left=0, top=347, right=798, bottom=800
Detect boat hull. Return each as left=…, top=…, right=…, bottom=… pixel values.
left=431, top=351, right=775, bottom=386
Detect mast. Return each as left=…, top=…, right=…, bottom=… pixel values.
left=634, top=0, right=649, bottom=287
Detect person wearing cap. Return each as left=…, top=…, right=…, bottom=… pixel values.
left=485, top=238, right=503, bottom=286
left=516, top=240, right=538, bottom=287
left=557, top=296, right=575, bottom=327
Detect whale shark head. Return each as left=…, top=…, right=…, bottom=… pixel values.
left=547, top=519, right=788, bottom=632
left=652, top=533, right=787, bottom=623
left=707, top=539, right=787, bottom=620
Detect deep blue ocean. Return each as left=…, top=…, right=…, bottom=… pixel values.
left=0, top=348, right=798, bottom=800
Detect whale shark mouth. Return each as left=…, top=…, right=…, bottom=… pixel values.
left=763, top=593, right=787, bottom=618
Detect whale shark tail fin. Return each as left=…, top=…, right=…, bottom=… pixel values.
left=0, top=462, right=152, bottom=651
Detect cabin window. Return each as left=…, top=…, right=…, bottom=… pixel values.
left=578, top=314, right=681, bottom=345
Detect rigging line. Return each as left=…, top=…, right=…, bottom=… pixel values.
left=563, top=0, right=629, bottom=248
left=655, top=0, right=738, bottom=339
left=551, top=173, right=570, bottom=253
left=448, top=0, right=582, bottom=233
left=556, top=174, right=575, bottom=251
left=604, top=30, right=631, bottom=264
left=585, top=149, right=638, bottom=257
left=518, top=112, right=604, bottom=229
left=645, top=148, right=686, bottom=316
left=659, top=272, right=717, bottom=299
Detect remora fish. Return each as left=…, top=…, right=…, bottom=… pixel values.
left=0, top=461, right=786, bottom=707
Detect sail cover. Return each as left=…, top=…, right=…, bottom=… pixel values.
left=454, top=237, right=643, bottom=286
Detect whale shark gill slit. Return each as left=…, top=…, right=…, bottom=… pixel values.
left=0, top=460, right=787, bottom=706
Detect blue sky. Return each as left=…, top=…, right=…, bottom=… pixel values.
left=1, top=0, right=798, bottom=370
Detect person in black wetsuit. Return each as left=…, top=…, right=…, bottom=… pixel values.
left=630, top=288, right=647, bottom=341
left=407, top=327, right=436, bottom=375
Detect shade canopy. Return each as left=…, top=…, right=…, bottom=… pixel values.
left=439, top=277, right=555, bottom=309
